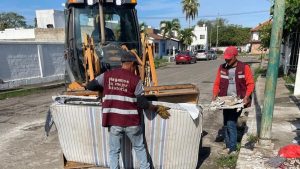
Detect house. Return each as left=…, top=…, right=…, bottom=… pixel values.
left=146, top=28, right=181, bottom=58
left=0, top=10, right=65, bottom=42
left=250, top=19, right=272, bottom=54
left=36, top=9, right=65, bottom=28
left=190, top=25, right=208, bottom=51
left=0, top=10, right=65, bottom=89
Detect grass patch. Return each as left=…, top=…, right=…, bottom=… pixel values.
left=154, top=58, right=168, bottom=68
left=247, top=134, right=259, bottom=143
left=0, top=83, right=63, bottom=100
left=0, top=88, right=43, bottom=100
left=216, top=143, right=241, bottom=168
left=283, top=74, right=296, bottom=93
left=216, top=154, right=238, bottom=168
left=254, top=67, right=267, bottom=81
left=283, top=74, right=296, bottom=84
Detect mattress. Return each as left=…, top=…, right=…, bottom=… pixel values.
left=50, top=101, right=203, bottom=169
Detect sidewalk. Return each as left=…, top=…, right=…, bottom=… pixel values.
left=236, top=76, right=300, bottom=168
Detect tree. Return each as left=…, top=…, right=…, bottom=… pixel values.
left=197, top=18, right=250, bottom=47
left=259, top=22, right=272, bottom=49
left=139, top=22, right=147, bottom=34
left=181, top=0, right=200, bottom=28
left=259, top=0, right=300, bottom=49
left=284, top=0, right=300, bottom=35
left=179, top=28, right=196, bottom=49
left=0, top=12, right=27, bottom=30
left=267, top=0, right=300, bottom=38
left=160, top=19, right=181, bottom=39
left=197, top=18, right=227, bottom=28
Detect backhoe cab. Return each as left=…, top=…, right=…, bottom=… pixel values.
left=64, top=0, right=140, bottom=90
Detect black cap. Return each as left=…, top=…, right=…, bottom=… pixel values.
left=121, top=50, right=138, bottom=63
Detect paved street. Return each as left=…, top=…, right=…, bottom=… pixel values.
left=0, top=56, right=258, bottom=169
left=158, top=58, right=226, bottom=169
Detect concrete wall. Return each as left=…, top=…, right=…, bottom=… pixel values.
left=294, top=54, right=300, bottom=96
left=212, top=45, right=249, bottom=53
left=251, top=43, right=262, bottom=54
left=35, top=28, right=65, bottom=42
left=0, top=28, right=64, bottom=42
left=0, top=28, right=35, bottom=40
left=0, top=42, right=65, bottom=89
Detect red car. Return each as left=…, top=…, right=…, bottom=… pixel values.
left=175, top=51, right=197, bottom=64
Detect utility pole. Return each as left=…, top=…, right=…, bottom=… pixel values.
left=259, top=0, right=286, bottom=145
left=216, top=13, right=219, bottom=50
left=209, top=26, right=212, bottom=49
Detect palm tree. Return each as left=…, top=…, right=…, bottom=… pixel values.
left=160, top=18, right=181, bottom=39
left=181, top=0, right=200, bottom=28
left=139, top=22, right=147, bottom=34
left=179, top=28, right=196, bottom=50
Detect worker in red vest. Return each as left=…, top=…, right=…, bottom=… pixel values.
left=212, top=46, right=254, bottom=155
left=86, top=50, right=170, bottom=169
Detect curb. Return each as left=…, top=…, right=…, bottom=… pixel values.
left=236, top=75, right=300, bottom=169
left=236, top=76, right=268, bottom=169
left=0, top=81, right=64, bottom=100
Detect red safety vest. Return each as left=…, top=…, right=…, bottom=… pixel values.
left=102, top=68, right=140, bottom=127
left=219, top=61, right=247, bottom=99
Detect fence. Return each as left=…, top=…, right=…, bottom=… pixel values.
left=0, top=42, right=65, bottom=90
left=282, top=32, right=300, bottom=75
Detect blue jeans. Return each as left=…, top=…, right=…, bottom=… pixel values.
left=109, top=126, right=150, bottom=169
left=223, top=109, right=242, bottom=151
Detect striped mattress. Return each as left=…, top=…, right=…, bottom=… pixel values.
left=50, top=101, right=203, bottom=169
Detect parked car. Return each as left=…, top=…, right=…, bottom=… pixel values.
left=195, top=49, right=209, bottom=60
left=175, top=51, right=197, bottom=64
left=208, top=50, right=217, bottom=60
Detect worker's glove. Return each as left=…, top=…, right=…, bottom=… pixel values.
left=156, top=105, right=171, bottom=119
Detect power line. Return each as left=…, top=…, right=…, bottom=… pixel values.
left=139, top=10, right=269, bottom=19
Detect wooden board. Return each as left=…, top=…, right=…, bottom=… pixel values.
left=63, top=155, right=108, bottom=169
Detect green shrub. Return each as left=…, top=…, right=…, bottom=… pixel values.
left=154, top=58, right=168, bottom=68
left=254, top=67, right=267, bottom=81
left=283, top=74, right=296, bottom=93
left=247, top=134, right=259, bottom=143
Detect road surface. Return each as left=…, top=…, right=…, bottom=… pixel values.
left=0, top=56, right=258, bottom=169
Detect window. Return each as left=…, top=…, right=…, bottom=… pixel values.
left=74, top=5, right=138, bottom=48
left=200, top=35, right=205, bottom=39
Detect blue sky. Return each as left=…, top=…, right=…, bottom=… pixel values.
left=0, top=0, right=271, bottom=28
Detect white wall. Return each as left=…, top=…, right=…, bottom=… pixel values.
left=36, top=10, right=65, bottom=28
left=191, top=25, right=208, bottom=49
left=252, top=32, right=259, bottom=41
left=0, top=28, right=35, bottom=40
left=0, top=42, right=65, bottom=89
left=294, top=54, right=300, bottom=96
left=53, top=10, right=65, bottom=28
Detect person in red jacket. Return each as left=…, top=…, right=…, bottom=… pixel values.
left=212, top=46, right=254, bottom=154
left=86, top=50, right=170, bottom=169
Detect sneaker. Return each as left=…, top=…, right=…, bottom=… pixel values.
left=228, top=150, right=237, bottom=155
left=219, top=148, right=230, bottom=155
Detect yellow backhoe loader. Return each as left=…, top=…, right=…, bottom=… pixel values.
left=58, top=0, right=200, bottom=168
left=64, top=0, right=199, bottom=102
